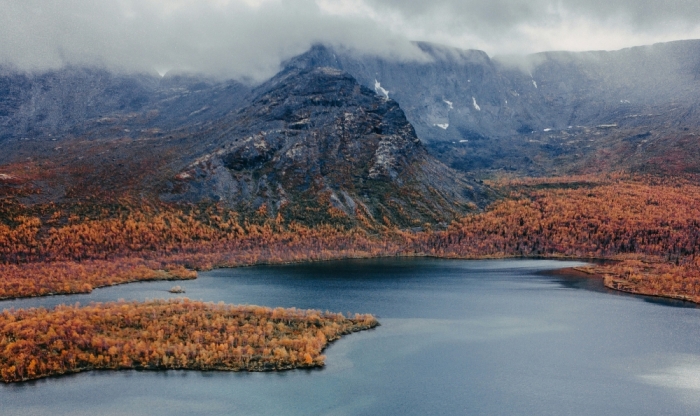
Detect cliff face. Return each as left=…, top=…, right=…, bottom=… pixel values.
left=160, top=67, right=488, bottom=226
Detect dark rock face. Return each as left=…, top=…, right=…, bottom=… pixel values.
left=161, top=67, right=487, bottom=226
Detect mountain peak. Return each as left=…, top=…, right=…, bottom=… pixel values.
left=161, top=66, right=486, bottom=226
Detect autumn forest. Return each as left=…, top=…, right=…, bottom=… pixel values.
left=2, top=171, right=700, bottom=382
left=0, top=299, right=378, bottom=382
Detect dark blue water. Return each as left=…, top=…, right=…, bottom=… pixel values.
left=3, top=258, right=700, bottom=415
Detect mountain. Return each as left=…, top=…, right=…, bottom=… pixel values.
left=286, top=40, right=700, bottom=175
left=0, top=66, right=488, bottom=228
left=0, top=67, right=251, bottom=144
left=2, top=39, right=700, bottom=218
left=159, top=67, right=487, bottom=226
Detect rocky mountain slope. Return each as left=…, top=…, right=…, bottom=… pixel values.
left=2, top=39, right=699, bottom=219
left=0, top=67, right=250, bottom=143
left=287, top=40, right=700, bottom=175
left=0, top=67, right=488, bottom=228
left=159, top=67, right=487, bottom=226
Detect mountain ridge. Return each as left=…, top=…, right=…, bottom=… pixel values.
left=159, top=66, right=489, bottom=226
left=285, top=39, right=700, bottom=175
left=0, top=66, right=488, bottom=229
left=2, top=38, right=700, bottom=185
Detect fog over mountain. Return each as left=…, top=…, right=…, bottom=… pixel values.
left=2, top=1, right=700, bottom=182
left=2, top=0, right=700, bottom=80
left=3, top=38, right=700, bottom=180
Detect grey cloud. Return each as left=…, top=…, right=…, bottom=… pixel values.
left=1, top=0, right=699, bottom=80
left=362, top=0, right=700, bottom=55
left=0, top=0, right=425, bottom=81
left=367, top=0, right=700, bottom=29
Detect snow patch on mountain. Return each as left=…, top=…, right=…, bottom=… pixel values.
left=374, top=80, right=389, bottom=99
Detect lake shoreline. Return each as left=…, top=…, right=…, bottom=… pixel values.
left=3, top=243, right=700, bottom=414
left=1, top=252, right=692, bottom=306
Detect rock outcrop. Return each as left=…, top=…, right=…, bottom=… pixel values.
left=161, top=67, right=488, bottom=226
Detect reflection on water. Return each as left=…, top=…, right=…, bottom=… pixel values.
left=548, top=267, right=700, bottom=309
left=3, top=258, right=700, bottom=415
left=642, top=360, right=700, bottom=390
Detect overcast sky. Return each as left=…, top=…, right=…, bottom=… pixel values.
left=2, top=0, right=700, bottom=80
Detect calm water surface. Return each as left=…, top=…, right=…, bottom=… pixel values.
left=3, top=258, right=700, bottom=415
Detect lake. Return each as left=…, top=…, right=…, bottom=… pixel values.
left=3, top=258, right=700, bottom=415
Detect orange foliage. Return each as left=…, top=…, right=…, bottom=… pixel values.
left=2, top=175, right=700, bottom=303
left=0, top=201, right=408, bottom=299
left=0, top=299, right=378, bottom=383
left=426, top=175, right=700, bottom=301
left=579, top=258, right=700, bottom=302
left=0, top=203, right=408, bottom=264
left=0, top=259, right=195, bottom=300
left=429, top=176, right=700, bottom=260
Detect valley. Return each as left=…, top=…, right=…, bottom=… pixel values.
left=1, top=40, right=700, bottom=385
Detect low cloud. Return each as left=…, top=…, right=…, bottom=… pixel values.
left=1, top=0, right=699, bottom=80
left=0, top=0, right=425, bottom=81
left=361, top=0, right=700, bottom=55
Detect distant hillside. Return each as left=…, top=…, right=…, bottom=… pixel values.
left=286, top=40, right=700, bottom=175
left=0, top=67, right=250, bottom=144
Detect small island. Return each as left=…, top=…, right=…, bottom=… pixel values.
left=168, top=285, right=185, bottom=293
left=0, top=299, right=378, bottom=383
